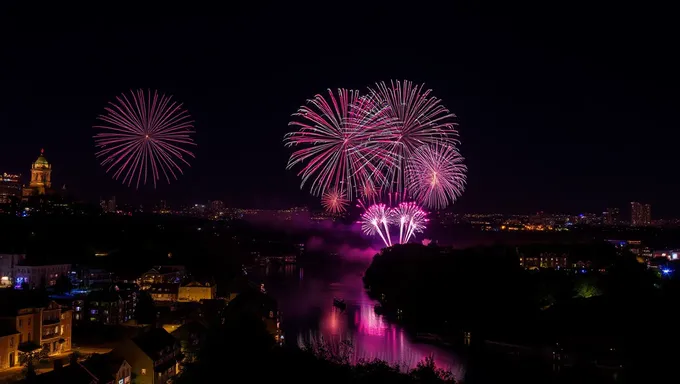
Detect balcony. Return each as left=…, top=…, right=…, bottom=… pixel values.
left=43, top=318, right=60, bottom=325
left=42, top=332, right=60, bottom=341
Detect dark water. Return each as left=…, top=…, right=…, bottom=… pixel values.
left=258, top=261, right=466, bottom=380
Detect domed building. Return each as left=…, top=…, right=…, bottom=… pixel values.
left=22, top=149, right=53, bottom=197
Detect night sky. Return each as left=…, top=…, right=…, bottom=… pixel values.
left=1, top=3, right=677, bottom=215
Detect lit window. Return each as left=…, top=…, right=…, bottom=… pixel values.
left=141, top=369, right=146, bottom=375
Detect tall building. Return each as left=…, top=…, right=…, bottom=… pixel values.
left=603, top=207, right=620, bottom=225
left=22, top=149, right=52, bottom=197
left=0, top=173, right=22, bottom=204
left=631, top=202, right=651, bottom=226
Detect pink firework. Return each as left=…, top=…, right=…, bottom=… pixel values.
left=360, top=203, right=393, bottom=247
left=367, top=80, right=459, bottom=192
left=359, top=198, right=428, bottom=247
left=284, top=89, right=394, bottom=201
left=93, top=89, right=196, bottom=188
left=407, top=144, right=467, bottom=210
left=321, top=188, right=349, bottom=214
left=391, top=201, right=428, bottom=244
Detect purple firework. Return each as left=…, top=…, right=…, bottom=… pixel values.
left=367, top=80, right=459, bottom=192
left=94, top=89, right=196, bottom=188
left=407, top=143, right=467, bottom=209
left=284, top=88, right=395, bottom=203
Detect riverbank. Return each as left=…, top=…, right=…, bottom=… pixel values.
left=361, top=243, right=669, bottom=382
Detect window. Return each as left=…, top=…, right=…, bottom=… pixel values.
left=27, top=318, right=31, bottom=326
left=18, top=319, right=22, bottom=328
left=141, top=369, right=147, bottom=375
left=9, top=337, right=13, bottom=347
left=28, top=332, right=31, bottom=341
left=19, top=335, right=23, bottom=344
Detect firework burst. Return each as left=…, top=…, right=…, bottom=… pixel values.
left=367, top=80, right=459, bottom=192
left=360, top=203, right=393, bottom=247
left=407, top=144, right=467, bottom=209
left=321, top=188, right=349, bottom=214
left=359, top=197, right=428, bottom=247
left=93, top=89, right=196, bottom=188
left=391, top=201, right=428, bottom=244
left=284, top=89, right=394, bottom=202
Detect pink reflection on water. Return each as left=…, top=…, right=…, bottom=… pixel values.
left=355, top=303, right=388, bottom=336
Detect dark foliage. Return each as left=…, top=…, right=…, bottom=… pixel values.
left=133, top=291, right=156, bottom=325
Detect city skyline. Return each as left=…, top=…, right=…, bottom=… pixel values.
left=1, top=3, right=678, bottom=215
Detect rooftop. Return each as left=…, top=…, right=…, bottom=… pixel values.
left=132, top=328, right=178, bottom=359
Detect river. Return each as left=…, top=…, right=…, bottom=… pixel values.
left=257, top=260, right=467, bottom=381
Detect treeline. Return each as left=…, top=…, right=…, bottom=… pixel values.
left=363, top=243, right=679, bottom=382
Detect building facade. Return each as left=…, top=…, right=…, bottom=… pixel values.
left=0, top=328, right=19, bottom=369
left=112, top=328, right=182, bottom=384
left=0, top=254, right=25, bottom=288
left=178, top=282, right=216, bottom=302
left=0, top=173, right=22, bottom=204
left=630, top=202, right=651, bottom=226
left=0, top=296, right=72, bottom=360
left=13, top=263, right=71, bottom=289
left=149, top=284, right=179, bottom=302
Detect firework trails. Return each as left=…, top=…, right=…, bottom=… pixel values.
left=284, top=89, right=393, bottom=202
left=392, top=201, right=428, bottom=245
left=94, top=89, right=196, bottom=188
left=360, top=203, right=393, bottom=247
left=407, top=144, right=467, bottom=210
left=285, top=80, right=465, bottom=245
left=367, top=80, right=459, bottom=192
left=359, top=200, right=428, bottom=247
left=321, top=188, right=349, bottom=214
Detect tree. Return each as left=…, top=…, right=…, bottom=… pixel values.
left=409, top=356, right=455, bottom=383
left=574, top=277, right=602, bottom=299
left=134, top=291, right=157, bottom=325
left=22, top=353, right=38, bottom=383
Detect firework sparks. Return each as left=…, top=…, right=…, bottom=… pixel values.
left=407, top=143, right=467, bottom=209
left=359, top=199, right=427, bottom=247
left=284, top=89, right=394, bottom=201
left=367, top=80, right=459, bottom=192
left=392, top=201, right=428, bottom=244
left=360, top=203, right=393, bottom=248
left=321, top=188, right=349, bottom=213
left=93, top=89, right=196, bottom=188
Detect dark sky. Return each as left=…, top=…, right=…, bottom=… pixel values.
left=1, top=3, right=677, bottom=215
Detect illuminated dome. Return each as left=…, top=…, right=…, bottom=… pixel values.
left=33, top=149, right=49, bottom=168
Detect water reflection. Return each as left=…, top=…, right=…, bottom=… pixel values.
left=260, top=262, right=466, bottom=379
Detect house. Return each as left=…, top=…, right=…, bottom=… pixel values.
left=111, top=328, right=182, bottom=384
left=34, top=353, right=132, bottom=384
left=0, top=253, right=25, bottom=287
left=178, top=281, right=215, bottom=302
left=0, top=324, right=19, bottom=369
left=12, top=261, right=71, bottom=289
left=85, top=290, right=130, bottom=325
left=149, top=284, right=179, bottom=303
left=170, top=320, right=208, bottom=363
left=0, top=290, right=72, bottom=363
left=139, top=266, right=186, bottom=290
